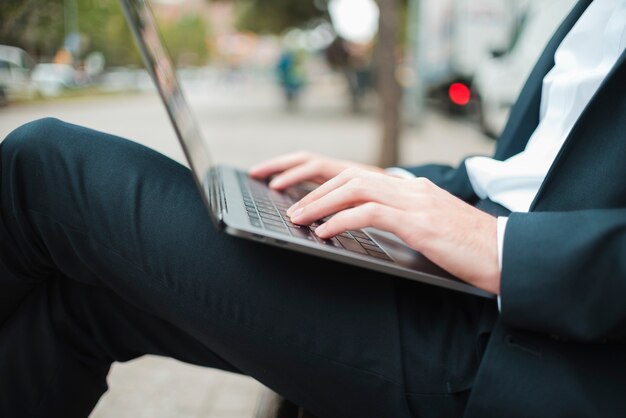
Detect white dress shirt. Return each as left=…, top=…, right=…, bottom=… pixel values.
left=465, top=0, right=626, bottom=213
left=390, top=0, right=626, bottom=303
left=471, top=0, right=626, bottom=308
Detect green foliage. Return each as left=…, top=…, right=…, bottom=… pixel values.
left=0, top=0, right=208, bottom=67
left=159, top=15, right=209, bottom=67
left=0, top=0, right=66, bottom=58
left=236, top=0, right=326, bottom=34
left=0, top=0, right=139, bottom=65
left=79, top=0, right=142, bottom=66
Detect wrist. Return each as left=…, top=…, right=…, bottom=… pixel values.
left=463, top=212, right=501, bottom=295
left=483, top=215, right=502, bottom=294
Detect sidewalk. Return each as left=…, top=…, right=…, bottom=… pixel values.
left=0, top=76, right=494, bottom=170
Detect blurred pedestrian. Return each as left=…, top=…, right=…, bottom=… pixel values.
left=276, top=46, right=306, bottom=110
left=325, top=36, right=372, bottom=113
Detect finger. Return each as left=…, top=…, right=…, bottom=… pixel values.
left=268, top=161, right=323, bottom=190
left=248, top=152, right=311, bottom=179
left=315, top=203, right=407, bottom=239
left=290, top=179, right=371, bottom=224
left=287, top=168, right=364, bottom=216
left=289, top=171, right=417, bottom=218
left=290, top=186, right=359, bottom=225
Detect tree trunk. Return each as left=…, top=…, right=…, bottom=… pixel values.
left=375, top=0, right=402, bottom=167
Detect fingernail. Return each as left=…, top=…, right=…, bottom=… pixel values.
left=315, top=224, right=327, bottom=236
left=249, top=165, right=263, bottom=174
left=291, top=208, right=304, bottom=219
left=269, top=178, right=281, bottom=189
left=287, top=202, right=299, bottom=216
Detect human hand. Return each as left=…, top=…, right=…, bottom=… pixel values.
left=287, top=168, right=501, bottom=294
left=249, top=151, right=385, bottom=191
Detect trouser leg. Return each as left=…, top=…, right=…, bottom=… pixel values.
left=0, top=283, right=32, bottom=326
left=0, top=278, right=242, bottom=418
left=0, top=199, right=35, bottom=326
left=0, top=118, right=493, bottom=418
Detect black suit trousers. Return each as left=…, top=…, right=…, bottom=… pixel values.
left=0, top=119, right=497, bottom=418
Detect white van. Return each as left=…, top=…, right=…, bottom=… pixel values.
left=473, top=0, right=577, bottom=137
left=415, top=0, right=528, bottom=115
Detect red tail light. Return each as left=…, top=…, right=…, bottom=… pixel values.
left=448, top=82, right=471, bottom=106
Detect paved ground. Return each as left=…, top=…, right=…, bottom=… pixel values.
left=0, top=74, right=495, bottom=418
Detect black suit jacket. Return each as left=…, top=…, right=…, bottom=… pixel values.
left=404, top=1, right=626, bottom=416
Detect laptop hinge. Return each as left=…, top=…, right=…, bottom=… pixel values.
left=213, top=168, right=229, bottom=215
left=204, top=169, right=225, bottom=229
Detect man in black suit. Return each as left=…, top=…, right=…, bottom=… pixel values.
left=0, top=0, right=624, bottom=417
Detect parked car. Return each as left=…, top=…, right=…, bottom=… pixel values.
left=31, top=63, right=78, bottom=97
left=418, top=0, right=526, bottom=114
left=99, top=67, right=151, bottom=92
left=473, top=0, right=577, bottom=137
left=0, top=45, right=36, bottom=105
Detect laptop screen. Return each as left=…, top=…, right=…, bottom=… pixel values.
left=120, top=0, right=214, bottom=196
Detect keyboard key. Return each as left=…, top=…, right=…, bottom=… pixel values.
left=319, top=237, right=342, bottom=248
left=367, top=250, right=391, bottom=261
left=257, top=208, right=279, bottom=217
left=336, top=236, right=368, bottom=254
left=284, top=188, right=306, bottom=201
left=262, top=218, right=285, bottom=228
left=260, top=211, right=279, bottom=219
left=265, top=224, right=289, bottom=234
left=284, top=220, right=302, bottom=228
left=268, top=191, right=285, bottom=201
left=361, top=242, right=385, bottom=253
left=259, top=211, right=283, bottom=222
left=250, top=218, right=263, bottom=228
left=259, top=212, right=282, bottom=221
left=354, top=236, right=374, bottom=245
left=289, top=227, right=316, bottom=241
left=349, top=230, right=369, bottom=240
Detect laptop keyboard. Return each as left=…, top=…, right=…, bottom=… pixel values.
left=237, top=172, right=393, bottom=262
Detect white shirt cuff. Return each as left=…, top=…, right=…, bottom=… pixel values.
left=496, top=216, right=509, bottom=312
left=385, top=167, right=417, bottom=179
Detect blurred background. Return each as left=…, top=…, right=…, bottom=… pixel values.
left=0, top=0, right=575, bottom=416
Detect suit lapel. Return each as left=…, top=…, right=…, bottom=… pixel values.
left=530, top=47, right=626, bottom=211
left=494, top=0, right=592, bottom=161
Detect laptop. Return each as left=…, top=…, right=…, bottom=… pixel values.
left=120, top=0, right=494, bottom=299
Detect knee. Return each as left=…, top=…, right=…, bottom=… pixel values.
left=2, top=118, right=69, bottom=158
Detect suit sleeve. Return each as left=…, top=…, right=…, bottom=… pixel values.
left=500, top=208, right=626, bottom=342
left=399, top=159, right=478, bottom=203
